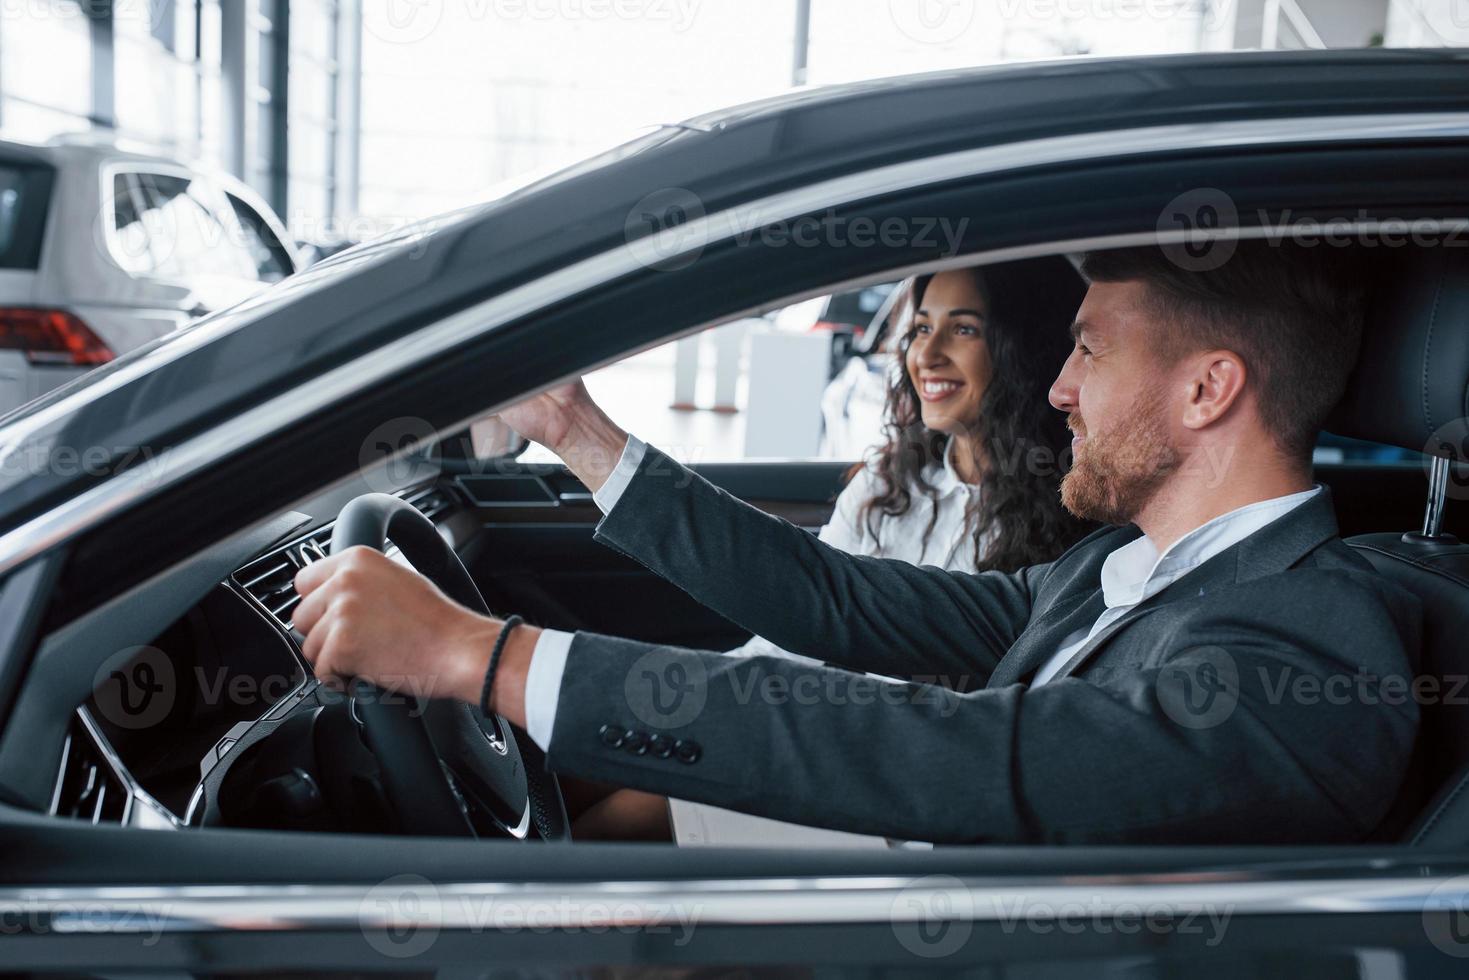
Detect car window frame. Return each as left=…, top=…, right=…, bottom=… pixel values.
left=100, top=162, right=282, bottom=288
left=221, top=192, right=294, bottom=284
left=216, top=175, right=299, bottom=283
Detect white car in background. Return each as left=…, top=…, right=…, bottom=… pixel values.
left=819, top=281, right=904, bottom=460
left=0, top=135, right=300, bottom=416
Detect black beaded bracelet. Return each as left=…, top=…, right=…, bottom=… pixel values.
left=480, top=614, right=524, bottom=719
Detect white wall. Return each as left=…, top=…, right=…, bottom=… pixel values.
left=356, top=2, right=794, bottom=222
left=1386, top=0, right=1469, bottom=45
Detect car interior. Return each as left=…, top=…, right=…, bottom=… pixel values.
left=0, top=234, right=1461, bottom=858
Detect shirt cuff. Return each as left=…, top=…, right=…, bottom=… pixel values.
left=591, top=434, right=647, bottom=515
left=524, top=628, right=575, bottom=750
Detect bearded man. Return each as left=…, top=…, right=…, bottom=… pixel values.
left=291, top=242, right=1422, bottom=845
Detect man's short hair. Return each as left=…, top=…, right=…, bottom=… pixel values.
left=1079, top=241, right=1367, bottom=460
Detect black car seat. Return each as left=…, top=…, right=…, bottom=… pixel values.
left=1327, top=247, right=1469, bottom=844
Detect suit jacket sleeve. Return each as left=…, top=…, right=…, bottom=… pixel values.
left=592, top=445, right=1041, bottom=686
left=547, top=568, right=1419, bottom=844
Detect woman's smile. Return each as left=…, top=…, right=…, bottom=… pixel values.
left=919, top=377, right=965, bottom=402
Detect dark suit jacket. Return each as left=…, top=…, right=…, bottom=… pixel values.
left=544, top=447, right=1423, bottom=844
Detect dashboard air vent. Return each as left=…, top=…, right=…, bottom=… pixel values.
left=408, top=487, right=455, bottom=522
left=233, top=490, right=454, bottom=632
left=51, top=716, right=129, bottom=824
left=234, top=526, right=333, bottom=629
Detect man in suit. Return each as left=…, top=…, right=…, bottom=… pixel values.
left=292, top=243, right=1422, bottom=844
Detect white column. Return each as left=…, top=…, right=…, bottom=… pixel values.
left=671, top=333, right=701, bottom=410
left=710, top=320, right=746, bottom=413
left=744, top=331, right=831, bottom=458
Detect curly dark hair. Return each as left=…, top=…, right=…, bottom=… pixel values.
left=856, top=256, right=1094, bottom=573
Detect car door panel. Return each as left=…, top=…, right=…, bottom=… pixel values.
left=3, top=812, right=1466, bottom=976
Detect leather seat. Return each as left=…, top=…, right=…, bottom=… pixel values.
left=1349, top=534, right=1469, bottom=843
left=1326, top=247, right=1469, bottom=844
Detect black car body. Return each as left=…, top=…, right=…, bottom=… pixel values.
left=3, top=49, right=1469, bottom=977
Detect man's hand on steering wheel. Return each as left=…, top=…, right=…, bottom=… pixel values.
left=292, top=546, right=537, bottom=728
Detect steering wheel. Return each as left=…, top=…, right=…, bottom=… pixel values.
left=330, top=493, right=569, bottom=840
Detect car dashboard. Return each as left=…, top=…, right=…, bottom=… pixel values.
left=52, top=484, right=462, bottom=832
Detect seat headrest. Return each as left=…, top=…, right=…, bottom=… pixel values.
left=1328, top=249, right=1469, bottom=458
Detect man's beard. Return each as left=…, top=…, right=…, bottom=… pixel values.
left=1061, top=384, right=1180, bottom=526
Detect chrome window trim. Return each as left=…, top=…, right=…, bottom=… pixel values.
left=2, top=112, right=1468, bottom=581
left=0, top=872, right=1465, bottom=934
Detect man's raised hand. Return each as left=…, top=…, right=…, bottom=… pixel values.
left=496, top=379, right=630, bottom=492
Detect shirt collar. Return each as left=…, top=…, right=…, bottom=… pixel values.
left=1099, top=486, right=1323, bottom=609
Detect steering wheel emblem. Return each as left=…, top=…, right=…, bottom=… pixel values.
left=479, top=715, right=510, bottom=756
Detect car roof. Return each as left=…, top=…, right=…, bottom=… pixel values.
left=0, top=133, right=232, bottom=181
left=1, top=47, right=1468, bottom=555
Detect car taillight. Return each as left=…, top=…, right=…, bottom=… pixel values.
left=0, top=308, right=114, bottom=366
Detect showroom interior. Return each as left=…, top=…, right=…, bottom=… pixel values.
left=4, top=4, right=1469, bottom=974
left=2, top=0, right=1466, bottom=452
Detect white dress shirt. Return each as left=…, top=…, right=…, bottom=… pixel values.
left=1028, top=483, right=1321, bottom=685
left=524, top=435, right=1322, bottom=747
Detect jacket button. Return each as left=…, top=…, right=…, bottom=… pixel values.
left=674, top=739, right=702, bottom=764
left=598, top=724, right=625, bottom=749
left=649, top=734, right=674, bottom=759
left=624, top=731, right=650, bottom=755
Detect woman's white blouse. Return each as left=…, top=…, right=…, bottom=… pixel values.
left=726, top=441, right=983, bottom=664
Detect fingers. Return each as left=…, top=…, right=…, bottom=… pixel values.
left=291, top=570, right=332, bottom=637
left=293, top=546, right=384, bottom=679
left=297, top=594, right=329, bottom=665
left=293, top=546, right=352, bottom=595
left=289, top=544, right=472, bottom=701
left=292, top=546, right=365, bottom=637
